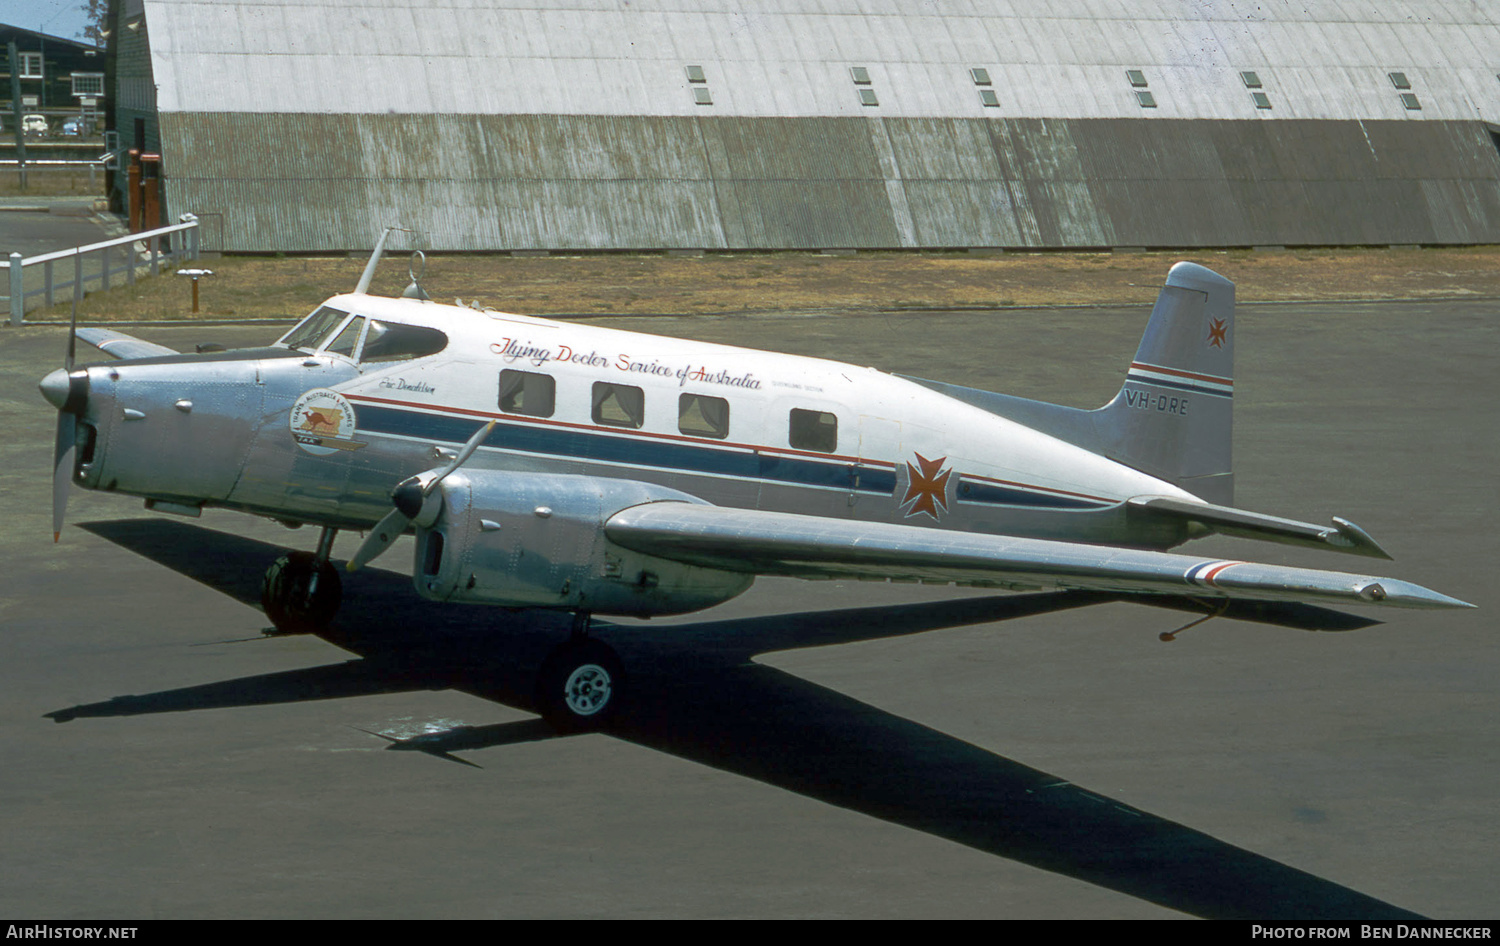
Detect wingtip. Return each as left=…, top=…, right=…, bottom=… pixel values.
left=1365, top=579, right=1476, bottom=611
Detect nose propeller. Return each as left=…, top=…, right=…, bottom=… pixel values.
left=347, top=420, right=496, bottom=571
left=40, top=306, right=86, bottom=542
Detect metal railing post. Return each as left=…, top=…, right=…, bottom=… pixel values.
left=181, top=213, right=200, bottom=261
left=101, top=245, right=110, bottom=291
left=8, top=253, right=21, bottom=326
left=149, top=234, right=159, bottom=277
left=74, top=252, right=83, bottom=307
left=44, top=259, right=54, bottom=307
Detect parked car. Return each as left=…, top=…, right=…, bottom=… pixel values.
left=61, top=118, right=83, bottom=136
left=21, top=114, right=48, bottom=136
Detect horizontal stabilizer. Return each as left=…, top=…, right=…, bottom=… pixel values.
left=1127, top=496, right=1392, bottom=559
left=606, top=503, right=1469, bottom=611
left=75, top=328, right=179, bottom=360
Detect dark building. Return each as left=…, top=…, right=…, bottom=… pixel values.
left=0, top=24, right=105, bottom=134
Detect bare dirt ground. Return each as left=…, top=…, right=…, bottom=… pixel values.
left=23, top=244, right=1500, bottom=323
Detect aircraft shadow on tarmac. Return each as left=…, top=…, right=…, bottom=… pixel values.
left=54, top=518, right=1413, bottom=922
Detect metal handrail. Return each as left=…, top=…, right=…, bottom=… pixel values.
left=4, top=214, right=200, bottom=325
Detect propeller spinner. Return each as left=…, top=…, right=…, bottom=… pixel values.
left=347, top=420, right=496, bottom=571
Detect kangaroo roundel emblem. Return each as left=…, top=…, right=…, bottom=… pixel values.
left=290, top=388, right=364, bottom=456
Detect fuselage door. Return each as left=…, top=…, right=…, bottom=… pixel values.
left=855, top=415, right=901, bottom=519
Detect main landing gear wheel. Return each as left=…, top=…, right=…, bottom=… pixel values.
left=261, top=550, right=342, bottom=635
left=535, top=639, right=625, bottom=733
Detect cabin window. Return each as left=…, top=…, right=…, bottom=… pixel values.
left=360, top=321, right=448, bottom=363
left=326, top=316, right=366, bottom=358
left=499, top=369, right=555, bottom=418
left=678, top=393, right=729, bottom=439
left=789, top=408, right=837, bottom=452
left=280, top=305, right=348, bottom=352
left=592, top=382, right=645, bottom=429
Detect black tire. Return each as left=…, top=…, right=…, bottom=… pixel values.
left=535, top=639, right=625, bottom=733
left=261, top=551, right=342, bottom=634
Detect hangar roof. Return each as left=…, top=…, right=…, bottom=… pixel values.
left=144, top=0, right=1500, bottom=121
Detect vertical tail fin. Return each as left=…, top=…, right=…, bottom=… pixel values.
left=1094, top=261, right=1235, bottom=504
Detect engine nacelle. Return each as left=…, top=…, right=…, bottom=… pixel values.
left=412, top=472, right=754, bottom=616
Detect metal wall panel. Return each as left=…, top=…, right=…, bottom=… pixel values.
left=143, top=0, right=1500, bottom=120
left=162, top=112, right=1500, bottom=251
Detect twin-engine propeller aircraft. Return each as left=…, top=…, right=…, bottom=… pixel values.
left=39, top=238, right=1471, bottom=730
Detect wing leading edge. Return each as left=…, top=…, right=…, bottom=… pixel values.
left=605, top=503, right=1472, bottom=611
left=74, top=328, right=179, bottom=360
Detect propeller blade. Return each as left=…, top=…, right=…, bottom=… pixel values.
left=347, top=507, right=412, bottom=572
left=52, top=414, right=76, bottom=542
left=348, top=420, right=494, bottom=571
left=427, top=420, right=496, bottom=495
left=65, top=277, right=79, bottom=371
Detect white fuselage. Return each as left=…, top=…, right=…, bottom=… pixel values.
left=189, top=294, right=1197, bottom=549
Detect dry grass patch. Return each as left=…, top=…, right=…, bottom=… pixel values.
left=24, top=245, right=1500, bottom=323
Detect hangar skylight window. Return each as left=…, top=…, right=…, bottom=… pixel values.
left=1252, top=92, right=1272, bottom=110
left=851, top=67, right=877, bottom=105
left=1400, top=93, right=1421, bottom=110
left=979, top=89, right=999, bottom=107
left=1389, top=72, right=1411, bottom=90
left=685, top=65, right=711, bottom=105
left=1240, top=71, right=1262, bottom=89
left=1126, top=70, right=1154, bottom=108
left=970, top=68, right=991, bottom=86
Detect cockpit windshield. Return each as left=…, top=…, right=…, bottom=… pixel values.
left=278, top=306, right=349, bottom=352
left=277, top=306, right=448, bottom=362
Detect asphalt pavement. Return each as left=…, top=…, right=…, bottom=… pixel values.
left=0, top=296, right=1494, bottom=919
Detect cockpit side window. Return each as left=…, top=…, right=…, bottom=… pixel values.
left=360, top=321, right=448, bottom=363
left=279, top=306, right=348, bottom=352
left=326, top=316, right=367, bottom=359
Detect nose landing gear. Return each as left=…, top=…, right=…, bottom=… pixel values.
left=262, top=526, right=342, bottom=635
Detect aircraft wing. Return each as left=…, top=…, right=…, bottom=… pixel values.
left=74, top=328, right=179, bottom=360
left=605, top=503, right=1471, bottom=611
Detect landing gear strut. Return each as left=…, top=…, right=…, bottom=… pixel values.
left=261, top=526, right=342, bottom=635
left=534, top=611, right=625, bottom=733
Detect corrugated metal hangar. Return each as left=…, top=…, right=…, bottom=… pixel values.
left=113, top=0, right=1500, bottom=252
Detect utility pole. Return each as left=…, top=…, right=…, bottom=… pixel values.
left=7, top=41, right=27, bottom=189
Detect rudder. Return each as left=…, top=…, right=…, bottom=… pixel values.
left=1094, top=261, right=1235, bottom=505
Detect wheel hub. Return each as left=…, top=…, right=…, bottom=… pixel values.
left=562, top=664, right=612, bottom=716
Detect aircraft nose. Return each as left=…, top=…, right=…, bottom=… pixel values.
left=39, top=367, right=89, bottom=413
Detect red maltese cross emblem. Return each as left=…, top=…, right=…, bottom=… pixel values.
left=900, top=453, right=953, bottom=520
left=1206, top=317, right=1228, bottom=349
